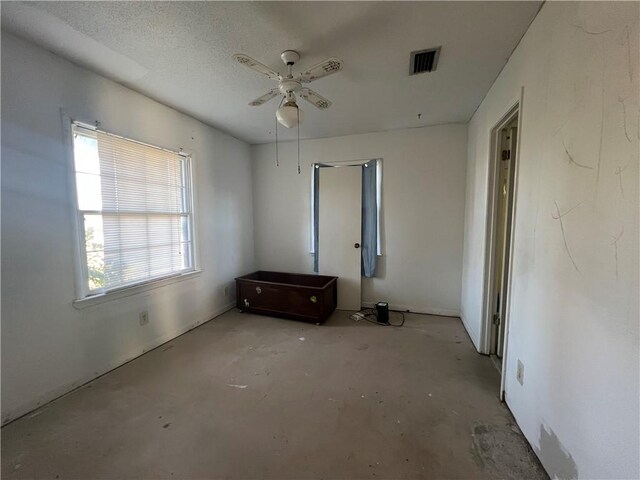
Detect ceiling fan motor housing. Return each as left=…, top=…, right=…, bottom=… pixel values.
left=279, top=80, right=301, bottom=95
left=280, top=50, right=300, bottom=66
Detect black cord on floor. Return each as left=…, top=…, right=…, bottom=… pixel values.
left=388, top=310, right=406, bottom=327
left=351, top=308, right=405, bottom=327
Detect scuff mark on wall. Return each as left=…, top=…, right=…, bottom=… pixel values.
left=618, top=96, right=632, bottom=142
left=551, top=124, right=564, bottom=137
left=625, top=25, right=633, bottom=82
left=595, top=36, right=606, bottom=197
left=536, top=424, right=579, bottom=480
left=610, top=226, right=624, bottom=279
left=615, top=161, right=629, bottom=199
left=570, top=23, right=612, bottom=36
left=561, top=136, right=594, bottom=169
left=552, top=200, right=583, bottom=271
left=533, top=200, right=540, bottom=266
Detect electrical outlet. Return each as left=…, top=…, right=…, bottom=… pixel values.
left=139, top=311, right=149, bottom=326
left=223, top=285, right=229, bottom=296
left=516, top=359, right=524, bottom=385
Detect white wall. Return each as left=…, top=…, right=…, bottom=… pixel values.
left=1, top=32, right=255, bottom=424
left=252, top=125, right=467, bottom=316
left=460, top=2, right=639, bottom=478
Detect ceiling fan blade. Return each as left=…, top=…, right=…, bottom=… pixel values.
left=233, top=53, right=280, bottom=80
left=299, top=57, right=343, bottom=83
left=248, top=88, right=280, bottom=107
left=300, top=88, right=332, bottom=110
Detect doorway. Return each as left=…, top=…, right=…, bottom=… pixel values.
left=483, top=104, right=520, bottom=385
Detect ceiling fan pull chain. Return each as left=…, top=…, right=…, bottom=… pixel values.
left=275, top=113, right=279, bottom=167
left=275, top=96, right=285, bottom=167
left=297, top=107, right=301, bottom=174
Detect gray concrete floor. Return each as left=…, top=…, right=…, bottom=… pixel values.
left=2, top=310, right=547, bottom=479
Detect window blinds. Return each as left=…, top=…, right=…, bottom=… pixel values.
left=72, top=124, right=194, bottom=295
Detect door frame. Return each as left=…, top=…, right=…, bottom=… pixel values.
left=313, top=158, right=383, bottom=311
left=480, top=91, right=523, bottom=399
left=318, top=165, right=363, bottom=310
left=317, top=158, right=372, bottom=167
left=312, top=158, right=384, bottom=255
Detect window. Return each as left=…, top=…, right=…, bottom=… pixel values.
left=71, top=123, right=195, bottom=298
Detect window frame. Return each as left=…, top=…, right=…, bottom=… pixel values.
left=67, top=119, right=200, bottom=305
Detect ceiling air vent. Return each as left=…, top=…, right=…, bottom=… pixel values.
left=410, top=47, right=441, bottom=75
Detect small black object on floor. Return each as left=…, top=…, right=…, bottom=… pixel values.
left=352, top=303, right=405, bottom=327
left=375, top=302, right=389, bottom=324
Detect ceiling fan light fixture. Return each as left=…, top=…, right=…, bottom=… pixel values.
left=276, top=101, right=304, bottom=128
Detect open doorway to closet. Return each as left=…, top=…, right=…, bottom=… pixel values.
left=483, top=104, right=519, bottom=391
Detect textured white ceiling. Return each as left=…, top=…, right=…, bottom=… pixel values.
left=1, top=1, right=541, bottom=144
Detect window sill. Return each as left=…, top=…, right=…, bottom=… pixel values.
left=72, top=270, right=202, bottom=310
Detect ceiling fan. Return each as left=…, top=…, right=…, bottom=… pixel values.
left=233, top=50, right=343, bottom=128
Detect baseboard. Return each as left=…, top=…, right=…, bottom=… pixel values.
left=1, top=302, right=236, bottom=426
left=361, top=301, right=460, bottom=318
left=459, top=311, right=484, bottom=354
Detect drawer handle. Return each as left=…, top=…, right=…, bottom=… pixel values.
left=310, top=295, right=317, bottom=303
left=256, top=286, right=262, bottom=294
